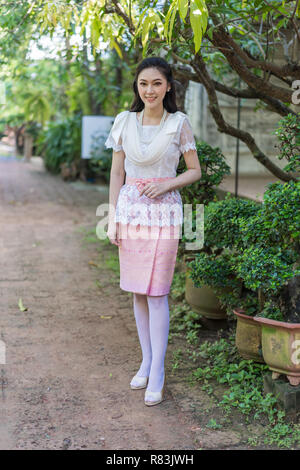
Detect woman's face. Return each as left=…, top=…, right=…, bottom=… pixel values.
left=137, top=67, right=170, bottom=109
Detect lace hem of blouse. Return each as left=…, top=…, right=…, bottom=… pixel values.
left=180, top=142, right=197, bottom=154
left=115, top=184, right=183, bottom=227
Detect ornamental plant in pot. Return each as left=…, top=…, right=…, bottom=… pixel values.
left=237, top=178, right=300, bottom=384
left=177, top=141, right=231, bottom=319
left=235, top=113, right=300, bottom=385
left=188, top=113, right=300, bottom=371
left=187, top=195, right=264, bottom=360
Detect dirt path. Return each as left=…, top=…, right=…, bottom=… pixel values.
left=0, top=156, right=199, bottom=450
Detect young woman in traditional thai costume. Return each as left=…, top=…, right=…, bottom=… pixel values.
left=105, top=57, right=201, bottom=406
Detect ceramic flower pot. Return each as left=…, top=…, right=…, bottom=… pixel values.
left=233, top=308, right=264, bottom=363
left=253, top=316, right=300, bottom=386
left=184, top=256, right=227, bottom=320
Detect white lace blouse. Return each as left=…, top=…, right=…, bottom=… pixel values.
left=104, top=111, right=197, bottom=226
left=105, top=111, right=197, bottom=178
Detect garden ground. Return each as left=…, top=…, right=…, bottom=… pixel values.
left=0, top=154, right=297, bottom=450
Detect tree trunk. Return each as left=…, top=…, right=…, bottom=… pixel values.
left=173, top=75, right=189, bottom=113
left=15, top=125, right=25, bottom=156
left=24, top=133, right=33, bottom=162
left=277, top=275, right=300, bottom=323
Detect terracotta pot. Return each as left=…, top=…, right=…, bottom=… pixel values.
left=253, top=316, right=300, bottom=386
left=184, top=256, right=227, bottom=320
left=233, top=308, right=264, bottom=363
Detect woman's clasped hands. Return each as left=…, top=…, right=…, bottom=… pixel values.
left=138, top=181, right=170, bottom=199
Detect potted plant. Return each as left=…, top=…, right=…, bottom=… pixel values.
left=184, top=254, right=228, bottom=319
left=187, top=178, right=300, bottom=367
left=239, top=178, right=300, bottom=385
left=233, top=308, right=265, bottom=363
left=178, top=141, right=231, bottom=319
left=187, top=113, right=300, bottom=369
left=234, top=113, right=300, bottom=384
left=187, top=195, right=264, bottom=358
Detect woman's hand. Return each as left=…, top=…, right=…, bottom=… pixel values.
left=107, top=222, right=121, bottom=246
left=138, top=181, right=171, bottom=199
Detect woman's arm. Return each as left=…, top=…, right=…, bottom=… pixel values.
left=166, top=149, right=202, bottom=192
left=167, top=116, right=201, bottom=191
left=138, top=149, right=201, bottom=198
left=108, top=149, right=126, bottom=227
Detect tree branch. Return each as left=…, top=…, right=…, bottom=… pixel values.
left=192, top=54, right=297, bottom=182
left=209, top=12, right=300, bottom=79
left=171, top=60, right=294, bottom=118
left=211, top=28, right=294, bottom=103
left=104, top=0, right=135, bottom=34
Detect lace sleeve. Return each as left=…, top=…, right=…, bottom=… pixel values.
left=179, top=116, right=197, bottom=155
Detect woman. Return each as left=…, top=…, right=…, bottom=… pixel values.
left=105, top=57, right=201, bottom=406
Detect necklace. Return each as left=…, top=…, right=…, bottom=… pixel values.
left=137, top=107, right=168, bottom=144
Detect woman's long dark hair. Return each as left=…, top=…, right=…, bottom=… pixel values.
left=130, top=57, right=177, bottom=114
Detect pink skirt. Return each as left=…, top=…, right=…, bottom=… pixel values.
left=117, top=176, right=182, bottom=296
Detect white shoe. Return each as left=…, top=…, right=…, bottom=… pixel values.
left=144, top=377, right=165, bottom=406
left=130, top=374, right=148, bottom=390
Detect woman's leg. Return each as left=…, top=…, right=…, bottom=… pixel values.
left=133, top=293, right=152, bottom=377
left=146, top=294, right=169, bottom=392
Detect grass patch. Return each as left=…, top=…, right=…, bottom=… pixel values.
left=169, top=269, right=300, bottom=449
left=104, top=252, right=119, bottom=274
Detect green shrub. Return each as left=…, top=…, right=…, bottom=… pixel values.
left=178, top=140, right=231, bottom=255
left=87, top=132, right=112, bottom=183
left=178, top=140, right=231, bottom=206
left=188, top=181, right=300, bottom=322
left=37, top=113, right=81, bottom=174
left=187, top=113, right=300, bottom=323
left=272, top=112, right=300, bottom=175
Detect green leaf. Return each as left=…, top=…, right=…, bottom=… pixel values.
left=206, top=26, right=213, bottom=41
left=178, top=0, right=189, bottom=21
left=142, top=16, right=150, bottom=48
left=111, top=39, right=123, bottom=59
left=164, top=3, right=174, bottom=39
left=18, top=298, right=28, bottom=312
left=190, top=0, right=203, bottom=53
left=168, top=3, right=178, bottom=44
left=154, top=12, right=164, bottom=36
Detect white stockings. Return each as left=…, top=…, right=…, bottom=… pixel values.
left=133, top=293, right=152, bottom=378
left=133, top=292, right=169, bottom=392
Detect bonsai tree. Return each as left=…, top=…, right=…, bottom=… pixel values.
left=272, top=113, right=300, bottom=175
left=236, top=179, right=300, bottom=323
left=188, top=179, right=300, bottom=322
left=187, top=113, right=300, bottom=322
left=177, top=140, right=231, bottom=260
left=187, top=195, right=261, bottom=316
left=177, top=140, right=231, bottom=206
